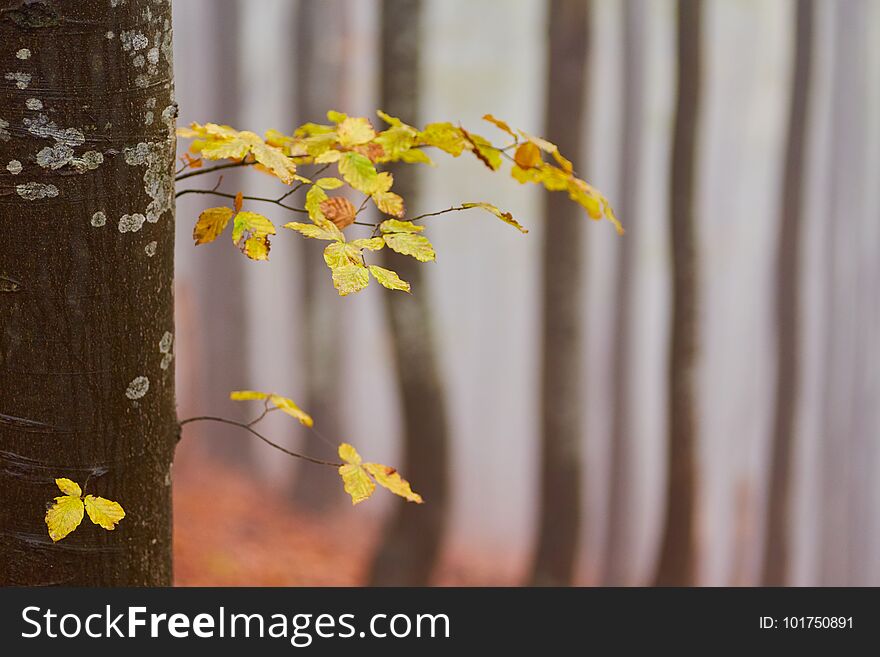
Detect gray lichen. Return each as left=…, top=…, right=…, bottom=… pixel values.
left=25, top=98, right=43, bottom=110
left=124, top=141, right=174, bottom=223
left=16, top=49, right=31, bottom=60
left=0, top=118, right=9, bottom=142
left=91, top=211, right=107, bottom=227
left=145, top=240, right=158, bottom=257
left=125, top=376, right=150, bottom=400
left=16, top=182, right=59, bottom=200
left=36, top=144, right=74, bottom=169
left=5, top=71, right=31, bottom=90
left=6, top=160, right=22, bottom=175
left=118, top=213, right=146, bottom=233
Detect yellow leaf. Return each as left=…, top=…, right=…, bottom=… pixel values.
left=305, top=185, right=330, bottom=223
left=181, top=123, right=297, bottom=184
left=338, top=152, right=379, bottom=194
left=514, top=142, right=542, bottom=170
left=45, top=495, right=84, bottom=542
left=230, top=390, right=269, bottom=401
left=363, top=462, right=423, bottom=503
left=372, top=191, right=405, bottom=218
left=379, top=219, right=424, bottom=234
left=193, top=206, right=234, bottom=245
left=315, top=177, right=344, bottom=190
left=284, top=221, right=344, bottom=242
left=331, top=264, right=370, bottom=296
left=419, top=122, right=467, bottom=156
left=461, top=202, right=528, bottom=234
left=399, top=149, right=434, bottom=165
left=337, top=443, right=423, bottom=505
left=369, top=265, right=410, bottom=292
left=84, top=495, right=125, bottom=531
left=55, top=477, right=82, bottom=497
left=461, top=127, right=502, bottom=170
left=230, top=390, right=313, bottom=426
left=383, top=232, right=435, bottom=262
left=269, top=394, right=313, bottom=427
left=232, top=211, right=276, bottom=261
left=372, top=171, right=394, bottom=194
left=338, top=443, right=375, bottom=505
left=314, top=149, right=342, bottom=164
left=326, top=110, right=348, bottom=124
left=350, top=237, right=385, bottom=251
left=336, top=117, right=376, bottom=147
left=323, top=241, right=360, bottom=269
left=482, top=113, right=516, bottom=139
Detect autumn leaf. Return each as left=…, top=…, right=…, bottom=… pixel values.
left=193, top=206, right=234, bottom=245
left=482, top=113, right=517, bottom=139
left=320, top=197, right=358, bottom=230
left=369, top=265, right=410, bottom=292
left=84, top=495, right=126, bottom=531
left=232, top=211, right=276, bottom=261
left=179, top=123, right=298, bottom=184
left=419, top=122, right=467, bottom=156
left=460, top=127, right=502, bottom=170
left=338, top=152, right=379, bottom=194
left=284, top=221, right=345, bottom=242
left=514, top=142, right=542, bottom=169
left=337, top=443, right=423, bottom=505
left=379, top=219, right=424, bottom=234
left=461, top=202, right=528, bottom=233
left=336, top=117, right=376, bottom=147
left=315, top=177, right=344, bottom=190
left=331, top=264, right=370, bottom=296
left=45, top=477, right=124, bottom=542
left=230, top=390, right=313, bottom=427
left=382, top=232, right=436, bottom=262
left=372, top=191, right=405, bottom=218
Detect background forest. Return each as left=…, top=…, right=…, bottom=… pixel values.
left=170, top=0, right=880, bottom=586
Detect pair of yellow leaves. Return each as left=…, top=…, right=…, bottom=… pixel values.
left=193, top=193, right=276, bottom=260
left=231, top=390, right=422, bottom=506
left=45, top=478, right=125, bottom=542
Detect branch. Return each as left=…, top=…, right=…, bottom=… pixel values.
left=178, top=416, right=341, bottom=467
left=175, top=188, right=308, bottom=214
left=175, top=160, right=251, bottom=182
left=408, top=205, right=474, bottom=222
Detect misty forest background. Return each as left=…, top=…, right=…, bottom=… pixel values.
left=170, top=0, right=880, bottom=586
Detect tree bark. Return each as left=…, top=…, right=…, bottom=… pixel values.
left=529, top=0, right=590, bottom=587
left=0, top=0, right=177, bottom=585
left=653, top=0, right=702, bottom=587
left=603, top=0, right=645, bottom=587
left=368, top=0, right=450, bottom=586
left=761, top=0, right=814, bottom=587
left=291, top=0, right=350, bottom=509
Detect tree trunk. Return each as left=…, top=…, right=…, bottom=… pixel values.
left=291, top=0, right=350, bottom=509
left=761, top=0, right=814, bottom=587
left=368, top=0, right=450, bottom=586
left=529, top=0, right=590, bottom=587
left=192, top=0, right=253, bottom=466
left=0, top=0, right=177, bottom=585
left=603, top=0, right=645, bottom=587
left=653, top=0, right=702, bottom=587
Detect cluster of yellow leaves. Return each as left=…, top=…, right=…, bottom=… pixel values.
left=230, top=390, right=313, bottom=427
left=178, top=110, right=619, bottom=287
left=45, top=478, right=125, bottom=542
left=338, top=443, right=423, bottom=505
left=193, top=192, right=276, bottom=260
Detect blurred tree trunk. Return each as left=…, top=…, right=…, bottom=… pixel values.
left=819, top=0, right=868, bottom=586
left=761, top=0, right=815, bottom=587
left=291, top=0, right=350, bottom=510
left=653, top=0, right=702, bottom=587
left=368, top=0, right=450, bottom=586
left=529, top=0, right=590, bottom=587
left=194, top=0, right=253, bottom=466
left=0, top=0, right=177, bottom=584
left=603, top=0, right=645, bottom=587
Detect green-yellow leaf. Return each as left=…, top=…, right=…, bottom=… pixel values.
left=84, top=495, right=125, bottom=531
left=363, top=462, right=423, bottom=503
left=383, top=232, right=435, bottom=262
left=326, top=110, right=348, bottom=124
left=379, top=219, right=424, bottom=234
left=193, top=207, right=234, bottom=245
left=315, top=177, right=344, bottom=190
left=338, top=152, right=379, bottom=194
left=230, top=390, right=270, bottom=401
left=461, top=202, right=528, bottom=234
left=284, top=221, right=344, bottom=242
left=232, top=211, right=276, bottom=261
left=369, top=265, right=410, bottom=292
left=230, top=390, right=313, bottom=426
left=419, top=122, right=467, bottom=156
left=336, top=117, right=376, bottom=147
left=350, top=237, right=385, bottom=251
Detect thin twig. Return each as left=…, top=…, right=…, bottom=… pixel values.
left=175, top=188, right=308, bottom=214
left=178, top=416, right=341, bottom=467
left=408, top=205, right=472, bottom=222
left=175, top=160, right=251, bottom=182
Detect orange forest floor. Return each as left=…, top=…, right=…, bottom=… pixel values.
left=172, top=438, right=516, bottom=586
